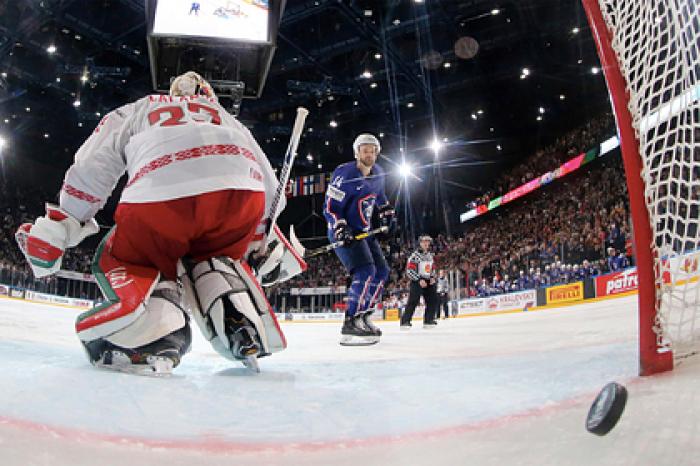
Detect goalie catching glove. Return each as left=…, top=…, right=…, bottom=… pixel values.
left=15, top=204, right=99, bottom=278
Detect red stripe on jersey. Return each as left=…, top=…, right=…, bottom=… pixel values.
left=126, top=144, right=256, bottom=188
left=62, top=183, right=102, bottom=204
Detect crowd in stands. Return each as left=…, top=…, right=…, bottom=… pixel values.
left=1, top=111, right=635, bottom=310
left=465, top=112, right=615, bottom=211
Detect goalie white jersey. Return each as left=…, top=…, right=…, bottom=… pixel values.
left=59, top=94, right=282, bottom=227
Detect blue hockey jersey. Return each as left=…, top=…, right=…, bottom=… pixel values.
left=323, top=161, right=388, bottom=232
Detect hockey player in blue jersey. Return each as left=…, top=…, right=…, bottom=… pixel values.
left=323, top=133, right=395, bottom=346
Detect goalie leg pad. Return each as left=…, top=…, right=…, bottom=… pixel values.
left=76, top=229, right=163, bottom=343
left=76, top=230, right=190, bottom=373
left=178, top=257, right=286, bottom=362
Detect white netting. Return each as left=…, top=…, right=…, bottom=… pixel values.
left=597, top=0, right=700, bottom=358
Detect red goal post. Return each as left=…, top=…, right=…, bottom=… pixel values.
left=582, top=0, right=699, bottom=375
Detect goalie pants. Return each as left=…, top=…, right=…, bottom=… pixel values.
left=111, top=189, right=265, bottom=279
left=401, top=280, right=439, bottom=324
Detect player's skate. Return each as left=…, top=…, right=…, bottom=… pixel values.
left=223, top=303, right=263, bottom=373
left=358, top=310, right=382, bottom=337
left=340, top=314, right=379, bottom=346
left=87, top=325, right=191, bottom=377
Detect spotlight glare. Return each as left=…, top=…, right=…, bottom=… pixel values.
left=361, top=70, right=372, bottom=79
left=329, top=120, right=338, bottom=128
left=591, top=66, right=600, bottom=74
left=399, top=162, right=412, bottom=178
left=73, top=99, right=81, bottom=107
left=572, top=27, right=580, bottom=34
left=46, top=44, right=57, bottom=54
left=0, top=137, right=5, bottom=148
left=491, top=8, right=500, bottom=15
left=430, top=138, right=443, bottom=154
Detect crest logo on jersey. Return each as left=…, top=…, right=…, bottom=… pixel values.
left=331, top=176, right=343, bottom=188
left=358, top=194, right=377, bottom=227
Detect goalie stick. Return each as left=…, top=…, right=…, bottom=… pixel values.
left=262, top=107, right=309, bottom=247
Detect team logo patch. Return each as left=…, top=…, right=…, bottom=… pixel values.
left=327, top=185, right=345, bottom=201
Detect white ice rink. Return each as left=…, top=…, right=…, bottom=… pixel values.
left=0, top=294, right=698, bottom=466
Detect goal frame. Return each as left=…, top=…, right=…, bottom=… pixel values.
left=581, top=0, right=674, bottom=375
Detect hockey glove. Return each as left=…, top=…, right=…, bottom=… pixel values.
left=378, top=204, right=397, bottom=236
left=333, top=220, right=355, bottom=247
left=15, top=204, right=100, bottom=278
left=252, top=225, right=308, bottom=287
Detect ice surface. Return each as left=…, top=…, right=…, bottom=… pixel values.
left=0, top=295, right=698, bottom=465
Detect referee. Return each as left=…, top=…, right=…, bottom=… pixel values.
left=400, top=235, right=439, bottom=329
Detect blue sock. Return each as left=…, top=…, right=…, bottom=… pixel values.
left=346, top=263, right=376, bottom=317
left=363, top=264, right=389, bottom=313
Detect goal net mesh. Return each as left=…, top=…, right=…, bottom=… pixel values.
left=597, top=0, right=700, bottom=359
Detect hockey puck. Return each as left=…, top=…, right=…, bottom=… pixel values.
left=585, top=382, right=627, bottom=436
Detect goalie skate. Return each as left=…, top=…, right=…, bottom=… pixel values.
left=339, top=315, right=380, bottom=346
left=93, top=349, right=178, bottom=377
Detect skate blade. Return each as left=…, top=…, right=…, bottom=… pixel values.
left=94, top=355, right=174, bottom=377
left=339, top=335, right=380, bottom=346
left=242, top=354, right=261, bottom=373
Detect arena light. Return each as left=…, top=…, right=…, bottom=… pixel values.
left=443, top=62, right=451, bottom=68
left=521, top=67, right=530, bottom=76
left=0, top=137, right=6, bottom=149
left=361, top=70, right=372, bottom=79
left=73, top=99, right=81, bottom=107
left=329, top=120, right=338, bottom=128
left=430, top=138, right=443, bottom=155
left=407, top=102, right=414, bottom=108
left=491, top=8, right=500, bottom=15
left=559, top=94, right=566, bottom=100
left=572, top=27, right=580, bottom=34
left=374, top=53, right=382, bottom=60
left=306, top=153, right=313, bottom=161
left=80, top=74, right=88, bottom=83
left=370, top=82, right=378, bottom=88
left=46, top=44, right=57, bottom=54
left=399, top=162, right=412, bottom=177
left=591, top=66, right=600, bottom=74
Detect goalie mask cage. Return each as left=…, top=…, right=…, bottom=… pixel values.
left=582, top=0, right=699, bottom=375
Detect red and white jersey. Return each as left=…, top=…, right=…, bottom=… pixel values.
left=59, top=95, right=282, bottom=230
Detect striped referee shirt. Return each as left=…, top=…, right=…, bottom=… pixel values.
left=406, top=250, right=435, bottom=281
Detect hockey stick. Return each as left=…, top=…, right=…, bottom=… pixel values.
left=302, top=226, right=389, bottom=258
left=263, top=107, right=309, bottom=245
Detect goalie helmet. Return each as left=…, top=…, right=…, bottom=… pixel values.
left=169, top=71, right=216, bottom=99
left=353, top=133, right=381, bottom=158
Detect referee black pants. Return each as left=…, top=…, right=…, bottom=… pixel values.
left=401, top=280, right=438, bottom=325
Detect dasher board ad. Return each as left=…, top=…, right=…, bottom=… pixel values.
left=153, top=0, right=270, bottom=42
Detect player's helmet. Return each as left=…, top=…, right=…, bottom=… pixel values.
left=169, top=71, right=216, bottom=99
left=353, top=133, right=381, bottom=158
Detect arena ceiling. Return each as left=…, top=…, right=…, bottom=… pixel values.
left=0, top=0, right=612, bottom=232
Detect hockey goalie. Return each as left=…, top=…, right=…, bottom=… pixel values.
left=15, top=71, right=306, bottom=375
